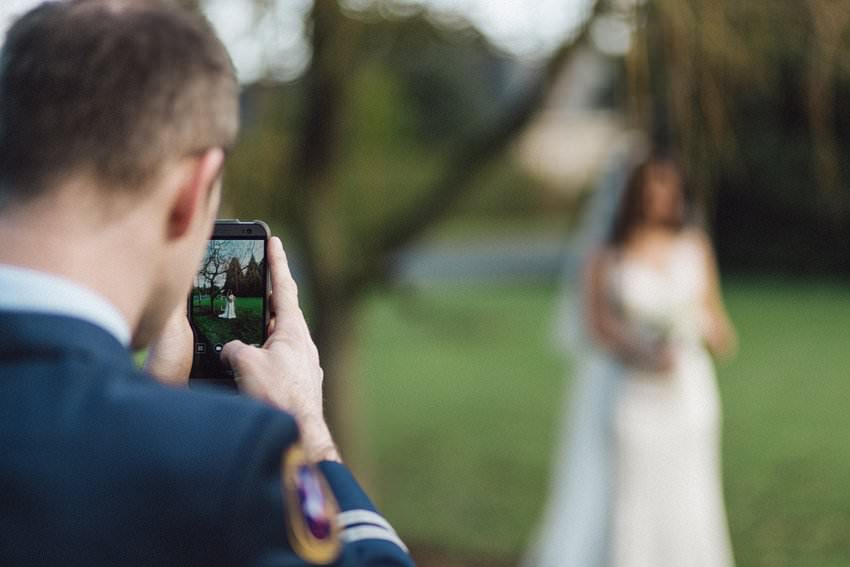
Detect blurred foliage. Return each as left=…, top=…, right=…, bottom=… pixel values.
left=629, top=0, right=850, bottom=273
left=221, top=0, right=850, bottom=276
left=222, top=6, right=559, bottom=249
left=215, top=0, right=598, bottom=456
left=197, top=3, right=850, bottom=562
left=223, top=8, right=531, bottom=257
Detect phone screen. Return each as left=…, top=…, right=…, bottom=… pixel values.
left=189, top=230, right=267, bottom=380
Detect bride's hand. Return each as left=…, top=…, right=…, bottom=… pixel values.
left=652, top=346, right=674, bottom=374
left=144, top=304, right=193, bottom=387
left=704, top=315, right=738, bottom=361
left=634, top=342, right=674, bottom=374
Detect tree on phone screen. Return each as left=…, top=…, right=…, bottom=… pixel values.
left=198, top=240, right=228, bottom=314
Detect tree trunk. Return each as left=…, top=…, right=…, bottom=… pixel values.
left=209, top=289, right=219, bottom=315
left=311, top=292, right=373, bottom=485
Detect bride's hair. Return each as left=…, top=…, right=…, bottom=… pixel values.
left=608, top=156, right=690, bottom=247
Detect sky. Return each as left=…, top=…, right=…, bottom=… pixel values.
left=199, top=239, right=264, bottom=288
left=0, top=0, right=592, bottom=83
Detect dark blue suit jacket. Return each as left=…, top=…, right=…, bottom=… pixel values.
left=0, top=313, right=414, bottom=566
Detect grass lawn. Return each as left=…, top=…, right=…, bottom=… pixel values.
left=192, top=295, right=264, bottom=346
left=357, top=278, right=850, bottom=566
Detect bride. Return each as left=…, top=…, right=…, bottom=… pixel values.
left=218, top=290, right=236, bottom=320
left=528, top=156, right=737, bottom=567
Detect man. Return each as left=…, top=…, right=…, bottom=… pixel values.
left=0, top=1, right=414, bottom=566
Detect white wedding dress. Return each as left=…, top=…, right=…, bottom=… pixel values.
left=610, top=237, right=735, bottom=567
left=219, top=295, right=236, bottom=319
left=528, top=237, right=735, bottom=567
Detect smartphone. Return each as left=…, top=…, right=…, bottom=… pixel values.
left=188, top=219, right=270, bottom=381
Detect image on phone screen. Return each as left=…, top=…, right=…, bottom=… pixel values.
left=189, top=230, right=267, bottom=380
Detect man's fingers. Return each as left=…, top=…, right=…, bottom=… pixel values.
left=267, top=236, right=306, bottom=331
left=220, top=339, right=250, bottom=370
left=267, top=286, right=275, bottom=314
left=268, top=237, right=298, bottom=306
left=266, top=289, right=277, bottom=336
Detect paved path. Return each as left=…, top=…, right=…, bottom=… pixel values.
left=389, top=235, right=579, bottom=284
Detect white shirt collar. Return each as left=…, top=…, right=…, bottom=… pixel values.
left=0, top=264, right=131, bottom=347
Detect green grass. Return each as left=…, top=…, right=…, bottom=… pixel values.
left=357, top=278, right=850, bottom=566
left=192, top=296, right=264, bottom=346
left=721, top=279, right=850, bottom=567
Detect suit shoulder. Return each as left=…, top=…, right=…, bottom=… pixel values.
left=102, top=373, right=301, bottom=475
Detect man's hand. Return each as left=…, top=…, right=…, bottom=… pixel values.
left=144, top=304, right=193, bottom=387
left=221, top=236, right=340, bottom=464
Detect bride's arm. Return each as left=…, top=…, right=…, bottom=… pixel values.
left=584, top=249, right=671, bottom=371
left=695, top=232, right=738, bottom=359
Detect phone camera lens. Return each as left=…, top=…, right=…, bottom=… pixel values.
left=247, top=228, right=253, bottom=234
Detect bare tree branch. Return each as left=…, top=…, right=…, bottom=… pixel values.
left=281, top=0, right=365, bottom=314
left=806, top=0, right=850, bottom=206
left=291, top=2, right=359, bottom=192
left=372, top=0, right=604, bottom=258
left=198, top=240, right=229, bottom=312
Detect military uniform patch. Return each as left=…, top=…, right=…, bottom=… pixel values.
left=282, top=444, right=341, bottom=564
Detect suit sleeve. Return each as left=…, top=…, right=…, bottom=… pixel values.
left=318, top=461, right=415, bottom=567
left=224, top=408, right=414, bottom=566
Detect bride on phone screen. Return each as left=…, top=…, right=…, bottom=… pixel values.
left=219, top=290, right=236, bottom=320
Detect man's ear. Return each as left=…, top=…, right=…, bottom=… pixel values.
left=166, top=148, right=225, bottom=241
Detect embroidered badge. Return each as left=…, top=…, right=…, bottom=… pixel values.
left=282, top=444, right=341, bottom=564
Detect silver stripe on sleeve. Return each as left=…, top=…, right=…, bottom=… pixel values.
left=337, top=510, right=396, bottom=533
left=340, top=526, right=409, bottom=553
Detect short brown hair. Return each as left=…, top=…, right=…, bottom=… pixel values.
left=0, top=0, right=238, bottom=205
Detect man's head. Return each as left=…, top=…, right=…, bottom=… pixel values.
left=0, top=0, right=239, bottom=347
